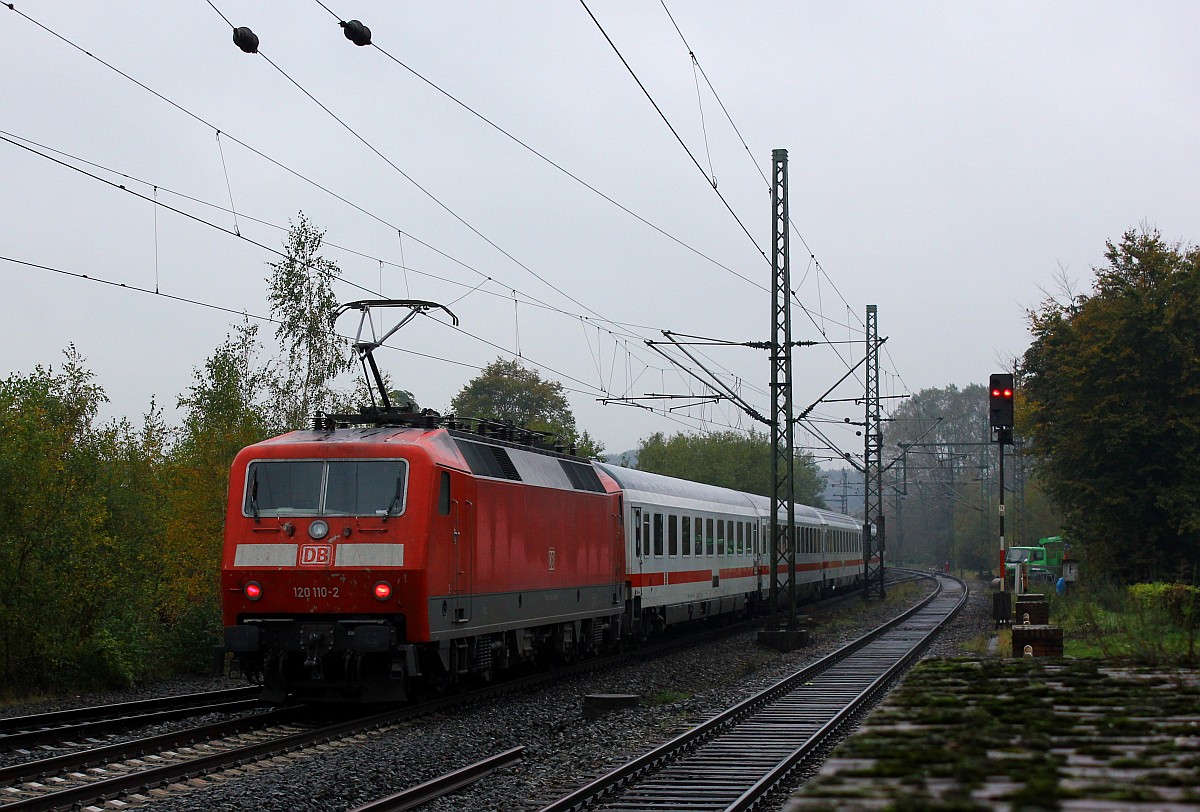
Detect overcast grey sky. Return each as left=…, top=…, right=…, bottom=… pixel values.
left=2, top=2, right=1197, bottom=458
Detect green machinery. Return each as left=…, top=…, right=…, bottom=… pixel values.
left=1007, top=536, right=1068, bottom=587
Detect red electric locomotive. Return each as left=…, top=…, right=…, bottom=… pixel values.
left=222, top=415, right=626, bottom=702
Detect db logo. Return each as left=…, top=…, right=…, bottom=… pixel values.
left=298, top=543, right=332, bottom=567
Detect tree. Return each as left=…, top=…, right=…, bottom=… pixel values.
left=1021, top=229, right=1200, bottom=581
left=450, top=357, right=604, bottom=457
left=0, top=347, right=160, bottom=689
left=266, top=212, right=353, bottom=430
left=635, top=429, right=826, bottom=507
left=883, top=384, right=993, bottom=568
left=878, top=383, right=1064, bottom=570
left=163, top=321, right=274, bottom=668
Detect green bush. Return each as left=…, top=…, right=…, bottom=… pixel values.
left=1056, top=579, right=1198, bottom=663
left=1127, top=583, right=1200, bottom=629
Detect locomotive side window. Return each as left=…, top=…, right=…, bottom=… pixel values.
left=653, top=513, right=664, bottom=557
left=681, top=516, right=691, bottom=556
left=438, top=471, right=451, bottom=515
left=245, top=459, right=407, bottom=517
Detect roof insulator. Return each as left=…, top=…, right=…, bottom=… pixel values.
left=341, top=19, right=372, bottom=46
left=232, top=27, right=259, bottom=54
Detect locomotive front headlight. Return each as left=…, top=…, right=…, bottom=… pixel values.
left=309, top=519, right=329, bottom=540
left=244, top=581, right=263, bottom=601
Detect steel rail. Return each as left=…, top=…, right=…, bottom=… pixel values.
left=0, top=705, right=303, bottom=788
left=0, top=705, right=395, bottom=812
left=347, top=746, right=526, bottom=812
left=537, top=573, right=965, bottom=812
left=0, top=686, right=260, bottom=738
left=0, top=697, right=267, bottom=751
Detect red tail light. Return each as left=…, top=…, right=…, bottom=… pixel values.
left=244, top=581, right=263, bottom=601
left=373, top=581, right=392, bottom=601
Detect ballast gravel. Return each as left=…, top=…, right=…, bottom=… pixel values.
left=2, top=576, right=996, bottom=812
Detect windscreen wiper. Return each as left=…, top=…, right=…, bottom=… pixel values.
left=249, top=468, right=261, bottom=523
left=384, top=468, right=403, bottom=520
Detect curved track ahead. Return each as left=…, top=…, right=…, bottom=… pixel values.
left=538, top=572, right=966, bottom=812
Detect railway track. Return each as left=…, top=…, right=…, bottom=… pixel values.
left=536, top=572, right=966, bottom=812
left=0, top=687, right=264, bottom=751
left=0, top=577, right=928, bottom=811
left=0, top=619, right=737, bottom=812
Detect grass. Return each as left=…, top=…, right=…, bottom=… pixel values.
left=1049, top=580, right=1199, bottom=665
left=644, top=689, right=690, bottom=706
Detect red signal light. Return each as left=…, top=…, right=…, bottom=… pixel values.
left=988, top=373, right=1015, bottom=434
left=373, top=581, right=392, bottom=601
left=244, top=581, right=263, bottom=601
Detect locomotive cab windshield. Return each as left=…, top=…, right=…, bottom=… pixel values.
left=244, top=459, right=408, bottom=517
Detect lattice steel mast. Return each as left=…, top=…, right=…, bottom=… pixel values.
left=863, top=304, right=886, bottom=600
left=769, top=149, right=797, bottom=627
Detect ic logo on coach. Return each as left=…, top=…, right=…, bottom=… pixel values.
left=298, top=543, right=332, bottom=567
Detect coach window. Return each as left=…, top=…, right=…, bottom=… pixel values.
left=668, top=514, right=679, bottom=557
left=716, top=520, right=725, bottom=556
left=705, top=518, right=715, bottom=556
left=734, top=522, right=742, bottom=555
left=727, top=521, right=735, bottom=555
left=681, top=516, right=691, bottom=556
left=753, top=523, right=759, bottom=555
left=653, top=513, right=664, bottom=557
left=696, top=517, right=705, bottom=557
left=633, top=508, right=642, bottom=557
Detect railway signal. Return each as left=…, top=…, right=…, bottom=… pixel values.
left=989, top=373, right=1014, bottom=444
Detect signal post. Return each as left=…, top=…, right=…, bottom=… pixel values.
left=989, top=373, right=1014, bottom=625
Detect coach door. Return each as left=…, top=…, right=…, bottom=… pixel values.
left=632, top=506, right=645, bottom=588
left=755, top=520, right=765, bottom=595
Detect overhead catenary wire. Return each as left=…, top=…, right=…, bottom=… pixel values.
left=307, top=0, right=765, bottom=293
left=579, top=0, right=767, bottom=265
left=195, top=1, right=764, bottom=419
left=203, top=0, right=684, bottom=336
left=3, top=126, right=765, bottom=438
left=4, top=4, right=873, bottom=456
left=3, top=2, right=827, bottom=395
left=0, top=131, right=623, bottom=401
left=0, top=127, right=700, bottom=353
left=0, top=0, right=705, bottom=408
left=656, top=0, right=902, bottom=396
left=1, top=252, right=751, bottom=439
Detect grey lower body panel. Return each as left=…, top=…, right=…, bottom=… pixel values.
left=427, top=583, right=622, bottom=639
